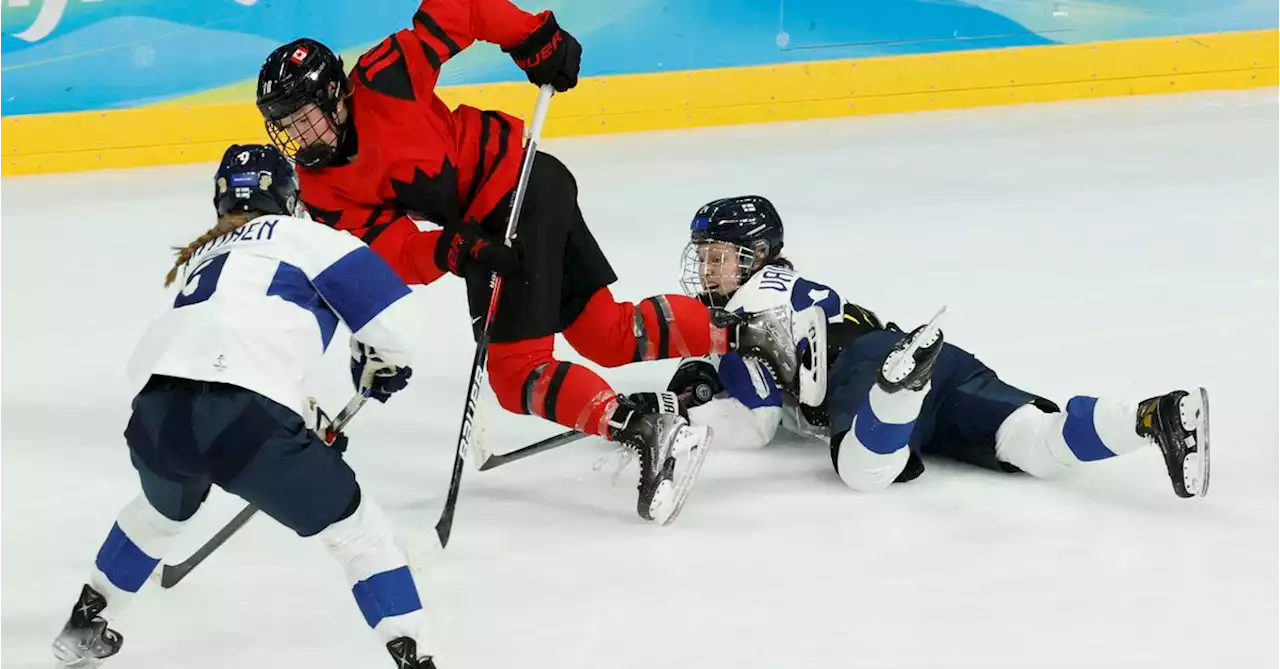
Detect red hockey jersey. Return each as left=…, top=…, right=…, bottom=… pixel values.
left=297, top=0, right=544, bottom=286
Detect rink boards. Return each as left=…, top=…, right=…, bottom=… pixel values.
left=2, top=29, right=1276, bottom=176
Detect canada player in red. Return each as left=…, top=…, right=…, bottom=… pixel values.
left=254, top=1, right=781, bottom=530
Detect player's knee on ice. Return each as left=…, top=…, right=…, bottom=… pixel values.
left=824, top=330, right=1060, bottom=489
left=994, top=396, right=1151, bottom=477
left=830, top=383, right=927, bottom=492
left=993, top=400, right=1074, bottom=478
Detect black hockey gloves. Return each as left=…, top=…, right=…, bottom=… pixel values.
left=506, top=12, right=581, bottom=92
left=435, top=223, right=522, bottom=278
left=350, top=341, right=413, bottom=404
left=666, top=359, right=724, bottom=410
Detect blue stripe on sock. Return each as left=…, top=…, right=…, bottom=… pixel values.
left=1062, top=396, right=1117, bottom=462
left=94, top=523, right=160, bottom=593
left=852, top=400, right=914, bottom=455
left=352, top=566, right=422, bottom=629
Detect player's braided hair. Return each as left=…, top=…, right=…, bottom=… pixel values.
left=164, top=212, right=256, bottom=287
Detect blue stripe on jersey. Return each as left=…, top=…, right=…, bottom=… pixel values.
left=1062, top=396, right=1117, bottom=461
left=352, top=566, right=423, bottom=628
left=267, top=263, right=339, bottom=348
left=718, top=353, right=782, bottom=410
left=792, top=277, right=842, bottom=320
left=95, top=523, right=159, bottom=593
left=313, top=247, right=412, bottom=333
left=852, top=400, right=914, bottom=455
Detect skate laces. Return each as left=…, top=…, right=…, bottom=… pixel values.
left=593, top=442, right=637, bottom=484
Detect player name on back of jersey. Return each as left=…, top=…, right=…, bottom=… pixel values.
left=190, top=217, right=280, bottom=262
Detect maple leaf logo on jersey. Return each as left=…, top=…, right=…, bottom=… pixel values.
left=389, top=161, right=462, bottom=228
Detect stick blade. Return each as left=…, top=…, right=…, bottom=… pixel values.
left=158, top=564, right=190, bottom=589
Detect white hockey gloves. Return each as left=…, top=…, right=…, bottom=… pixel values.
left=305, top=397, right=350, bottom=451
left=350, top=339, right=413, bottom=403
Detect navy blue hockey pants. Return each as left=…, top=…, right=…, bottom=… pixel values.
left=124, top=375, right=357, bottom=537
left=827, top=331, right=1056, bottom=480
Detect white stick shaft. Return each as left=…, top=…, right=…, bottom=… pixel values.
left=502, top=85, right=555, bottom=244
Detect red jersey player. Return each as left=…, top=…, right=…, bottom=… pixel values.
left=253, top=1, right=779, bottom=525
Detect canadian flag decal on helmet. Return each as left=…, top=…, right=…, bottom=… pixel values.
left=290, top=46, right=309, bottom=64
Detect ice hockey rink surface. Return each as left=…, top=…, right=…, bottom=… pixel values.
left=3, top=89, right=1277, bottom=668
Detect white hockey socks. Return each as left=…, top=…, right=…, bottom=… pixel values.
left=995, top=397, right=1149, bottom=477
left=89, top=494, right=187, bottom=619
left=836, top=382, right=928, bottom=492
left=317, top=494, right=432, bottom=654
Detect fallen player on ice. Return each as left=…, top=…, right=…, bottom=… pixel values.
left=664, top=195, right=1210, bottom=498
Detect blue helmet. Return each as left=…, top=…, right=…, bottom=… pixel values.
left=681, top=195, right=786, bottom=305
left=213, top=144, right=299, bottom=217
left=689, top=195, right=784, bottom=259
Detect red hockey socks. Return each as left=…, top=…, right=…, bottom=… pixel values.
left=487, top=338, right=620, bottom=438
left=487, top=288, right=731, bottom=437
left=562, top=287, right=731, bottom=368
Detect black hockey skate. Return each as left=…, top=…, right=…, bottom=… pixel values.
left=51, top=585, right=123, bottom=668
left=877, top=308, right=946, bottom=393
left=1136, top=388, right=1210, bottom=498
left=387, top=637, right=437, bottom=668
left=608, top=392, right=712, bottom=525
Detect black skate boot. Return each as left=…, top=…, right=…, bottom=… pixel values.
left=608, top=392, right=711, bottom=524
left=876, top=321, right=944, bottom=393
left=387, top=637, right=437, bottom=668
left=1136, top=388, right=1210, bottom=498
left=51, top=585, right=123, bottom=668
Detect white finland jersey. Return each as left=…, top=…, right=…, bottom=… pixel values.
left=687, top=264, right=845, bottom=448
left=126, top=214, right=418, bottom=416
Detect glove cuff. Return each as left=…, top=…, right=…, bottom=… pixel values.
left=505, top=11, right=561, bottom=67
left=434, top=226, right=468, bottom=277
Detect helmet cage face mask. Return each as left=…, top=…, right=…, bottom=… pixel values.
left=262, top=82, right=346, bottom=169
left=680, top=239, right=761, bottom=307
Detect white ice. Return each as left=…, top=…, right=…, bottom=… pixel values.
left=3, top=89, right=1277, bottom=669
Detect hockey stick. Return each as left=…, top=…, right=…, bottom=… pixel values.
left=434, top=84, right=555, bottom=549
left=157, top=391, right=370, bottom=589
left=477, top=428, right=589, bottom=471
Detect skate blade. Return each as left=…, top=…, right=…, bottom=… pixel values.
left=52, top=642, right=104, bottom=669
left=1180, top=388, right=1210, bottom=498
left=659, top=425, right=713, bottom=526
left=882, top=305, right=947, bottom=384
left=646, top=480, right=676, bottom=523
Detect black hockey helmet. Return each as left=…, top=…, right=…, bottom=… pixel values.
left=213, top=144, right=300, bottom=217
left=256, top=38, right=350, bottom=168
left=680, top=195, right=785, bottom=304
